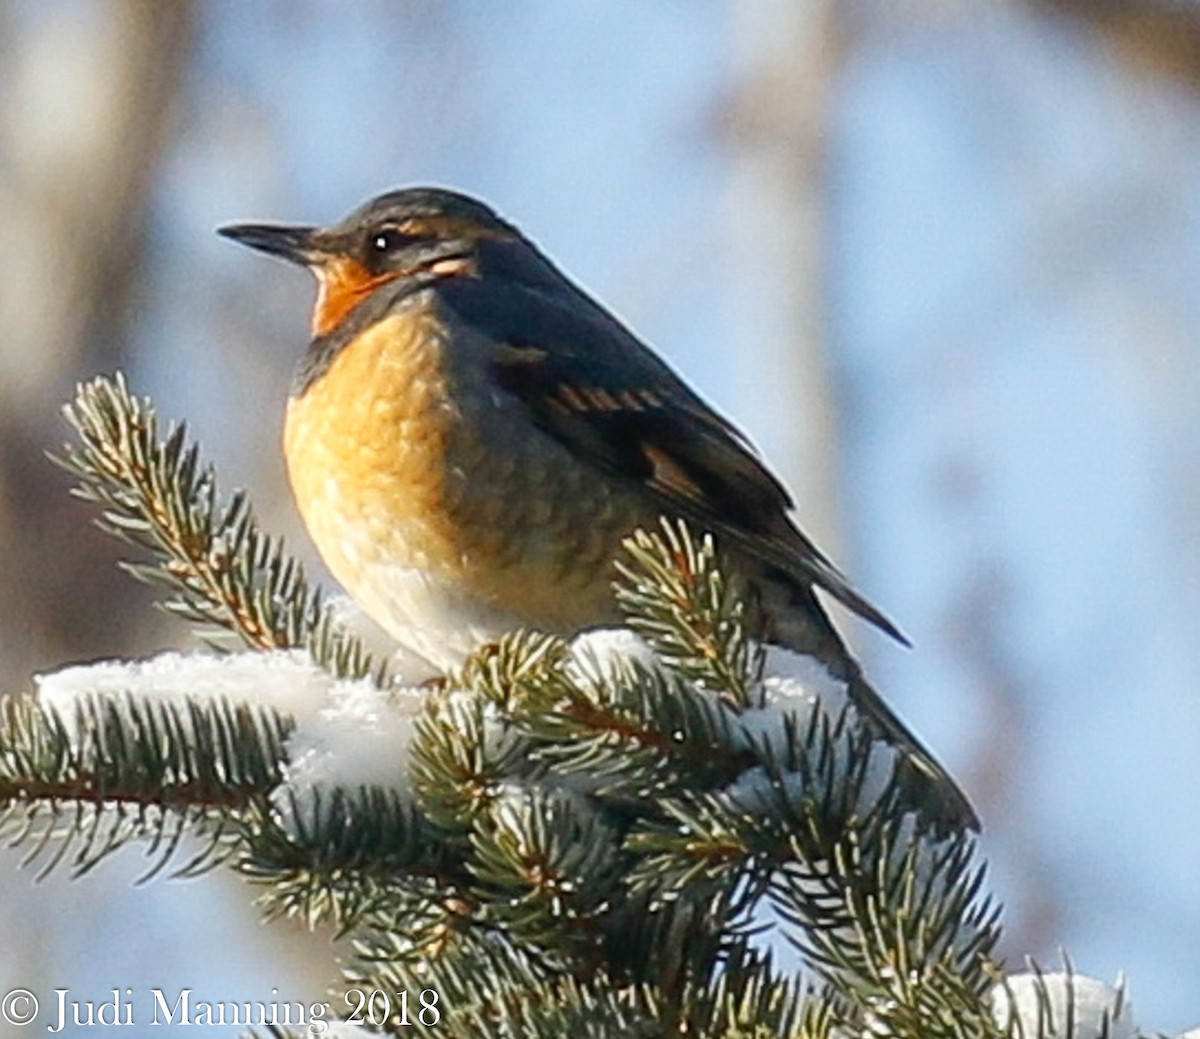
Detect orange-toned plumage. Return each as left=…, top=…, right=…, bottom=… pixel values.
left=284, top=300, right=645, bottom=664
left=310, top=259, right=401, bottom=337
left=219, top=186, right=978, bottom=830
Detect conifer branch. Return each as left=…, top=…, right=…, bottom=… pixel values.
left=240, top=785, right=449, bottom=931
left=56, top=374, right=383, bottom=683
left=457, top=630, right=754, bottom=802
left=616, top=519, right=765, bottom=708
left=409, top=678, right=542, bottom=836
left=466, top=785, right=618, bottom=971
left=0, top=692, right=288, bottom=879
left=4, top=378, right=1089, bottom=1036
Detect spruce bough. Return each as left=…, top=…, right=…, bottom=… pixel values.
left=0, top=374, right=1111, bottom=1038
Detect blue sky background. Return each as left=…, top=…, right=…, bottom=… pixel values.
left=2, top=2, right=1198, bottom=1034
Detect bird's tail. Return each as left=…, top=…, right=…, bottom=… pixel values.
left=843, top=665, right=979, bottom=832
left=748, top=565, right=979, bottom=831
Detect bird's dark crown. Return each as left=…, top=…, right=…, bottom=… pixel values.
left=336, top=187, right=515, bottom=238
left=316, top=186, right=522, bottom=280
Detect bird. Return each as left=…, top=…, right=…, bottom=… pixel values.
left=219, top=186, right=978, bottom=830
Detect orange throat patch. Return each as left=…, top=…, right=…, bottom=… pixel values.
left=312, top=259, right=401, bottom=336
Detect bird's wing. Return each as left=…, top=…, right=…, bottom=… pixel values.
left=440, top=275, right=905, bottom=644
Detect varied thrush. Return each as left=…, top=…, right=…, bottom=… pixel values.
left=220, top=186, right=977, bottom=829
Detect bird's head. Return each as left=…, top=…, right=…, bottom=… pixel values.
left=220, top=187, right=522, bottom=336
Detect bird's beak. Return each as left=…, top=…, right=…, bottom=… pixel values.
left=218, top=223, right=326, bottom=267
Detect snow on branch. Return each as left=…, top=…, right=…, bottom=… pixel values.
left=4, top=372, right=1186, bottom=1035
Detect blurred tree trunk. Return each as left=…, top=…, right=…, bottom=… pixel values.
left=0, top=1, right=193, bottom=686
left=1033, top=0, right=1200, bottom=88
left=0, top=0, right=194, bottom=1011
left=725, top=2, right=846, bottom=557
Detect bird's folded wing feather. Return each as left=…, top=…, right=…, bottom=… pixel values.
left=441, top=276, right=905, bottom=644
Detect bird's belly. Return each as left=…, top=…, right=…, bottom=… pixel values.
left=291, top=474, right=625, bottom=670
left=284, top=310, right=639, bottom=668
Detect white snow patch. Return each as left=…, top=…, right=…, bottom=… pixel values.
left=991, top=972, right=1134, bottom=1039
left=762, top=645, right=850, bottom=711
left=36, top=649, right=335, bottom=735
left=37, top=648, right=432, bottom=826
left=273, top=673, right=426, bottom=835
left=280, top=677, right=424, bottom=795
left=735, top=645, right=900, bottom=818
left=740, top=647, right=848, bottom=743
left=567, top=628, right=662, bottom=687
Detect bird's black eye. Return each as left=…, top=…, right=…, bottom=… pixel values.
left=370, top=227, right=412, bottom=255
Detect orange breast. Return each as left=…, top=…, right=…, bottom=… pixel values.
left=284, top=307, right=462, bottom=600
left=283, top=298, right=642, bottom=651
